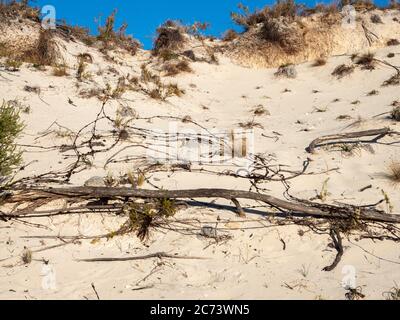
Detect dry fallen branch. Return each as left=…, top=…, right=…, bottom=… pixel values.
left=323, top=229, right=344, bottom=272
left=6, top=187, right=400, bottom=223
left=78, top=252, right=205, bottom=262
left=306, top=128, right=397, bottom=154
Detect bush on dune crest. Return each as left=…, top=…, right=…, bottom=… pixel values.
left=225, top=0, right=400, bottom=68
left=0, top=0, right=39, bottom=21
left=341, top=0, right=376, bottom=11
left=153, top=20, right=186, bottom=56
left=230, top=1, right=300, bottom=31
left=226, top=1, right=343, bottom=66
left=97, top=10, right=141, bottom=55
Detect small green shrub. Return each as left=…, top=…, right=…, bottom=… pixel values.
left=0, top=100, right=24, bottom=178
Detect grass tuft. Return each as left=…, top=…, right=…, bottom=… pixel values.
left=52, top=64, right=69, bottom=77
left=332, top=64, right=354, bottom=79
left=312, top=58, right=327, bottom=67
left=387, top=161, right=400, bottom=184
left=382, top=73, right=400, bottom=87
left=391, top=106, right=400, bottom=121
left=274, top=64, right=297, bottom=78
left=387, top=39, right=400, bottom=46
left=353, top=52, right=376, bottom=70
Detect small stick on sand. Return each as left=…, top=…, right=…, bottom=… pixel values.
left=359, top=185, right=372, bottom=192
left=77, top=252, right=206, bottom=262
left=323, top=229, right=344, bottom=272
left=91, top=283, right=100, bottom=300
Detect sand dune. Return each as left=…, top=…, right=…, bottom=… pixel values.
left=1, top=4, right=400, bottom=300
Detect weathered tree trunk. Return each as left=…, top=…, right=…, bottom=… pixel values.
left=8, top=187, right=400, bottom=223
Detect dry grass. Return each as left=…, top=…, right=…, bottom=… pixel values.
left=348, top=0, right=376, bottom=11
left=35, top=30, right=59, bottom=65
left=370, top=14, right=383, bottom=24
left=97, top=10, right=141, bottom=54
left=388, top=0, right=400, bottom=9
left=52, top=64, right=69, bottom=77
left=163, top=60, right=192, bottom=76
left=382, top=73, right=400, bottom=86
left=332, top=64, right=355, bottom=79
left=0, top=0, right=39, bottom=21
left=384, top=284, right=400, bottom=300
left=153, top=20, right=186, bottom=56
left=387, top=39, right=400, bottom=46
left=21, top=247, right=32, bottom=265
left=136, top=64, right=185, bottom=100
left=252, top=105, right=270, bottom=116
left=79, top=87, right=104, bottom=100
left=62, top=24, right=95, bottom=46
left=157, top=49, right=180, bottom=62
left=111, top=77, right=129, bottom=99
left=367, top=89, right=379, bottom=96
left=230, top=3, right=270, bottom=30
left=230, top=1, right=299, bottom=30
left=387, top=161, right=400, bottom=184
left=140, top=64, right=159, bottom=83
left=226, top=2, right=342, bottom=68
left=4, top=58, right=22, bottom=71
left=76, top=55, right=93, bottom=81
left=274, top=64, right=297, bottom=78
left=312, top=58, right=327, bottom=67
left=76, top=58, right=86, bottom=81
left=259, top=18, right=303, bottom=54
left=238, top=120, right=264, bottom=129
left=78, top=53, right=93, bottom=64
left=165, top=83, right=185, bottom=97
left=391, top=106, right=400, bottom=121
left=353, top=52, right=376, bottom=70
left=22, top=30, right=60, bottom=66
left=0, top=28, right=60, bottom=67
left=223, top=29, right=239, bottom=42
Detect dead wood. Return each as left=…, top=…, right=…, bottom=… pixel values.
left=78, top=252, right=205, bottom=262
left=362, top=23, right=378, bottom=46
left=6, top=187, right=400, bottom=223
left=323, top=229, right=344, bottom=271
left=306, top=127, right=396, bottom=154
left=232, top=198, right=246, bottom=217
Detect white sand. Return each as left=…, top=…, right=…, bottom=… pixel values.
left=1, top=11, right=400, bottom=300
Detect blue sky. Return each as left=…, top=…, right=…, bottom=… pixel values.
left=32, top=0, right=391, bottom=49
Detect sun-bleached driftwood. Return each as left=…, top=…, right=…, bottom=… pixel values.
left=306, top=127, right=395, bottom=154
left=77, top=252, right=206, bottom=262
left=6, top=187, right=400, bottom=223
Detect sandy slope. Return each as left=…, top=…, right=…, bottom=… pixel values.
left=1, top=18, right=400, bottom=300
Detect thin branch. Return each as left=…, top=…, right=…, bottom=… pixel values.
left=77, top=252, right=206, bottom=262
left=323, top=229, right=344, bottom=272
